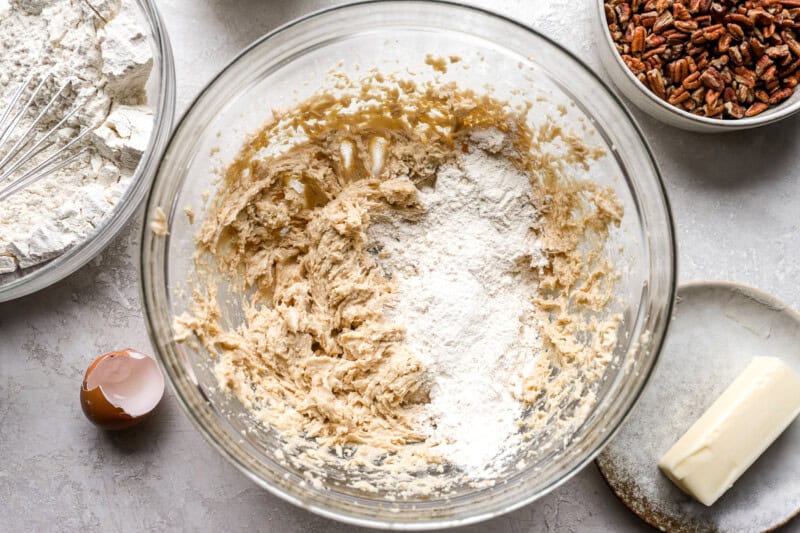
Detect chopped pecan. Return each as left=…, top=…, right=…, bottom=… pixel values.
left=736, top=84, right=754, bottom=104
left=745, top=101, right=769, bottom=116
left=669, top=58, right=690, bottom=82
left=724, top=101, right=746, bottom=118
left=750, top=36, right=767, bottom=58
left=769, top=86, right=794, bottom=103
left=762, top=63, right=778, bottom=81
left=616, top=3, right=632, bottom=24
left=783, top=31, right=800, bottom=57
left=706, top=101, right=725, bottom=116
left=646, top=68, right=667, bottom=98
left=727, top=23, right=746, bottom=40
left=710, top=2, right=726, bottom=23
left=668, top=86, right=692, bottom=104
left=665, top=29, right=690, bottom=43
left=700, top=66, right=726, bottom=90
left=689, top=0, right=712, bottom=14
left=632, top=26, right=647, bottom=52
left=654, top=11, right=675, bottom=33
left=703, top=23, right=727, bottom=41
left=748, top=8, right=775, bottom=25
left=624, top=22, right=636, bottom=43
left=729, top=45, right=745, bottom=65
left=647, top=33, right=667, bottom=47
left=726, top=13, right=755, bottom=28
left=718, top=32, right=734, bottom=52
left=734, top=66, right=757, bottom=87
left=755, top=54, right=774, bottom=77
left=779, top=57, right=800, bottom=76
left=705, top=88, right=721, bottom=105
left=691, top=28, right=707, bottom=44
left=766, top=44, right=791, bottom=58
left=766, top=77, right=781, bottom=91
left=643, top=44, right=668, bottom=58
left=674, top=2, right=691, bottom=21
left=682, top=70, right=703, bottom=88
left=675, top=20, right=700, bottom=32
left=640, top=10, right=659, bottom=26
left=740, top=41, right=753, bottom=64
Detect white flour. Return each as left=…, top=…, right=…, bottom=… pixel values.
left=0, top=0, right=153, bottom=275
left=369, top=131, right=546, bottom=477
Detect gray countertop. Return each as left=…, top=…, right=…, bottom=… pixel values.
left=2, top=0, right=799, bottom=531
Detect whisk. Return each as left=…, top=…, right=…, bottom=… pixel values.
left=0, top=71, right=95, bottom=202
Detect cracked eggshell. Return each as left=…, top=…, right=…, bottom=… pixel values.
left=80, top=349, right=165, bottom=430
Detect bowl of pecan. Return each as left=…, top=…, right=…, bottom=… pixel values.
left=598, top=0, right=800, bottom=132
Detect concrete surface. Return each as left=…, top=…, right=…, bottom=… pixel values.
left=2, top=0, right=799, bottom=531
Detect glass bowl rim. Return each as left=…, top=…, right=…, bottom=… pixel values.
left=140, top=1, right=678, bottom=528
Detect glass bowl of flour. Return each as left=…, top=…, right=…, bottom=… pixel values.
left=141, top=2, right=676, bottom=529
left=0, top=0, right=175, bottom=301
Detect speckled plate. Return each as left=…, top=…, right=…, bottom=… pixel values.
left=597, top=281, right=800, bottom=533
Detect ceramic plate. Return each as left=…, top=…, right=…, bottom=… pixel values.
left=597, top=281, right=800, bottom=532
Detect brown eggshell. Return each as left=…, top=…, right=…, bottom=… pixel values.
left=80, top=385, right=139, bottom=430
left=80, top=349, right=164, bottom=431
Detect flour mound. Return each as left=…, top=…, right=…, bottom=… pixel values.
left=0, top=0, right=153, bottom=275
left=369, top=140, right=544, bottom=477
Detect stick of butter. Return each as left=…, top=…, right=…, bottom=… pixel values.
left=658, top=356, right=800, bottom=506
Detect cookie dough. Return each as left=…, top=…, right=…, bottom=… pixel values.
left=175, top=69, right=623, bottom=487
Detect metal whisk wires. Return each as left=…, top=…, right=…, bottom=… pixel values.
left=0, top=71, right=94, bottom=202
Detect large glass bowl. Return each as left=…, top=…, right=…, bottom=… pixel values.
left=141, top=2, right=676, bottom=529
left=0, top=0, right=175, bottom=302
